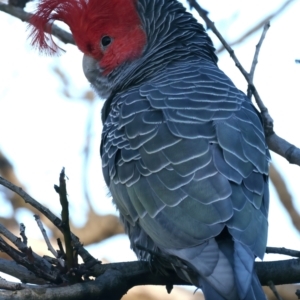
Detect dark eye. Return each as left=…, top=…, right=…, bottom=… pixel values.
left=101, top=36, right=112, bottom=47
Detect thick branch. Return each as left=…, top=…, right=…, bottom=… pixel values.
left=267, top=133, right=300, bottom=165
left=1, top=175, right=300, bottom=298
left=0, top=258, right=299, bottom=299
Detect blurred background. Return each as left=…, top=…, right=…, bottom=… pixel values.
left=0, top=0, right=300, bottom=298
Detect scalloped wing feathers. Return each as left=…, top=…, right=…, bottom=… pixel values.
left=101, top=58, right=269, bottom=299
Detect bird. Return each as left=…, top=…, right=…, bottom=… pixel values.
left=29, top=0, right=270, bottom=299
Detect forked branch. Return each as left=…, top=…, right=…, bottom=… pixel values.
left=188, top=0, right=300, bottom=166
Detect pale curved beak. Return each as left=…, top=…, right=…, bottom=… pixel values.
left=82, top=54, right=98, bottom=83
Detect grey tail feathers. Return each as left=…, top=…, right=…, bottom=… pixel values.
left=201, top=271, right=266, bottom=300
left=164, top=230, right=266, bottom=300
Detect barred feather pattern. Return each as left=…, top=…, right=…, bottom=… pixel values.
left=100, top=1, right=270, bottom=299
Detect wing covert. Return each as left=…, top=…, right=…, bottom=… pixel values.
left=101, top=59, right=269, bottom=258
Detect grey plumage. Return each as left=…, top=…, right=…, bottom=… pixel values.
left=100, top=1, right=270, bottom=299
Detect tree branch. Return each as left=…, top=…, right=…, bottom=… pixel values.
left=0, top=2, right=74, bottom=46
left=268, top=280, right=284, bottom=300
left=54, top=168, right=73, bottom=270
left=34, top=214, right=63, bottom=265
left=266, top=246, right=300, bottom=258
left=0, top=258, right=47, bottom=284
left=0, top=149, right=123, bottom=247
left=216, top=0, right=296, bottom=54
left=188, top=0, right=300, bottom=166
left=269, top=164, right=300, bottom=233
left=0, top=175, right=98, bottom=269
left=0, top=177, right=300, bottom=300
left=0, top=257, right=300, bottom=299
left=248, top=21, right=270, bottom=99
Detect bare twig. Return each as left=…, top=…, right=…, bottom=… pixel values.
left=268, top=280, right=284, bottom=300
left=0, top=235, right=59, bottom=282
left=55, top=168, right=73, bottom=271
left=0, top=2, right=74, bottom=46
left=57, top=238, right=65, bottom=256
left=34, top=215, right=60, bottom=260
left=0, top=228, right=55, bottom=282
left=248, top=22, right=270, bottom=99
left=188, top=0, right=272, bottom=124
left=266, top=246, right=300, bottom=258
left=0, top=150, right=122, bottom=247
left=19, top=223, right=27, bottom=246
left=216, top=0, right=296, bottom=54
left=0, top=223, right=27, bottom=252
left=0, top=175, right=97, bottom=267
left=188, top=0, right=300, bottom=166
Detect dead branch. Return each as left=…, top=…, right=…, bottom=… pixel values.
left=188, top=0, right=300, bottom=167
left=34, top=215, right=59, bottom=260
left=188, top=0, right=272, bottom=127
left=0, top=175, right=98, bottom=267
left=19, top=223, right=27, bottom=246
left=266, top=246, right=300, bottom=258
left=54, top=168, right=73, bottom=270
left=0, top=150, right=123, bottom=247
left=248, top=22, right=270, bottom=99
left=0, top=173, right=300, bottom=299
left=0, top=258, right=47, bottom=284
left=216, top=0, right=297, bottom=54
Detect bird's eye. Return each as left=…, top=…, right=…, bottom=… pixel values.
left=101, top=36, right=112, bottom=48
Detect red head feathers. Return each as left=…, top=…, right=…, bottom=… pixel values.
left=29, top=0, right=147, bottom=73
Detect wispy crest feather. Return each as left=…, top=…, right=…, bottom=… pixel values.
left=29, top=0, right=88, bottom=54
left=29, top=0, right=141, bottom=57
